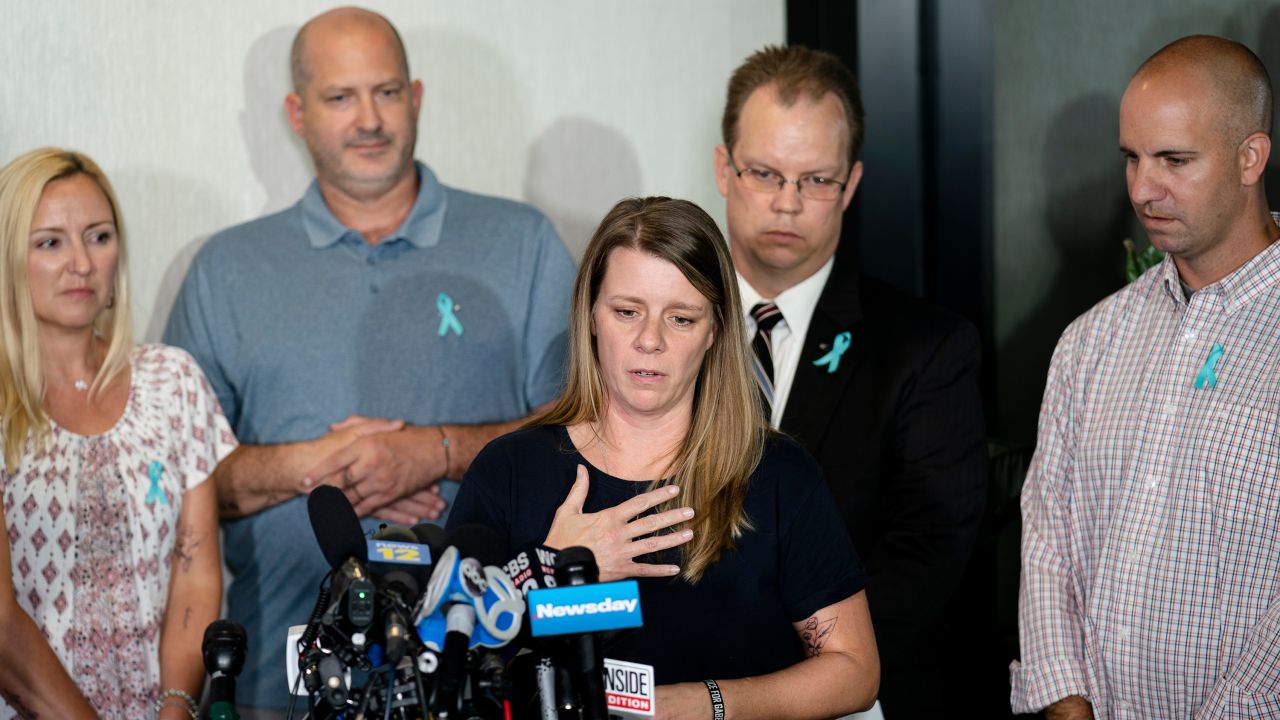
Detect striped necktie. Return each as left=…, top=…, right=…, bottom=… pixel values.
left=749, top=301, right=785, bottom=412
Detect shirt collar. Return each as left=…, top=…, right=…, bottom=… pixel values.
left=736, top=256, right=835, bottom=342
left=300, top=161, right=448, bottom=249
left=1160, top=212, right=1280, bottom=313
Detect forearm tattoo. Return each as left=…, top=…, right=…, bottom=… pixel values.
left=800, top=615, right=838, bottom=657
left=173, top=525, right=204, bottom=573
left=1, top=688, right=39, bottom=718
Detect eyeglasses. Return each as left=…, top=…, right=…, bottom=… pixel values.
left=727, top=151, right=850, bottom=201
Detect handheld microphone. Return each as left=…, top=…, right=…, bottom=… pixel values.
left=556, top=547, right=608, bottom=720
left=418, top=525, right=525, bottom=718
left=307, top=485, right=366, bottom=569
left=203, top=619, right=247, bottom=720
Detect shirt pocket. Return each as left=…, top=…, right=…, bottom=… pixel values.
left=1199, top=402, right=1280, bottom=527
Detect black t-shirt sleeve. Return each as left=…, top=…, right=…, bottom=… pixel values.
left=771, top=439, right=868, bottom=622
left=449, top=437, right=516, bottom=554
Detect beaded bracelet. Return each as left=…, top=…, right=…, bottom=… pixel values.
left=703, top=678, right=725, bottom=720
left=155, top=688, right=197, bottom=719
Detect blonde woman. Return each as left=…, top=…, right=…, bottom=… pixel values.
left=0, top=149, right=234, bottom=719
left=450, top=197, right=878, bottom=719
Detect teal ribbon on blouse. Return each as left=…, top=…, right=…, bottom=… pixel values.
left=1194, top=342, right=1224, bottom=389
left=813, top=331, right=852, bottom=374
left=437, top=292, right=463, bottom=337
left=146, top=461, right=168, bottom=506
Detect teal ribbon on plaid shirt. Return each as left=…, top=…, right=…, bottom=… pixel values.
left=1194, top=342, right=1224, bottom=389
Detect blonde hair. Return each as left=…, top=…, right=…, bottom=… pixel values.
left=0, top=148, right=133, bottom=473
left=535, top=197, right=769, bottom=583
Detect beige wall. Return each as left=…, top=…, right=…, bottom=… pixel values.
left=0, top=0, right=783, bottom=341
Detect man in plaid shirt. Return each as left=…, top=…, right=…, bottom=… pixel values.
left=1012, top=35, right=1280, bottom=719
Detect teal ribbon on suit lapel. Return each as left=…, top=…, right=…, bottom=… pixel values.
left=813, top=331, right=852, bottom=374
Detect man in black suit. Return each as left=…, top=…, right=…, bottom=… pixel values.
left=713, top=46, right=988, bottom=718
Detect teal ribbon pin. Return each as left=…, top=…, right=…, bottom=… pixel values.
left=813, top=331, right=852, bottom=374
left=1194, top=342, right=1224, bottom=389
left=146, top=461, right=169, bottom=506
left=437, top=292, right=463, bottom=337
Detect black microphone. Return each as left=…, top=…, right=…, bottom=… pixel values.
left=556, top=547, right=608, bottom=720
left=203, top=619, right=247, bottom=720
left=307, top=484, right=366, bottom=569
left=369, top=524, right=426, bottom=664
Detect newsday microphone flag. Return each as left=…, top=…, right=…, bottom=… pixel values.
left=527, top=580, right=643, bottom=637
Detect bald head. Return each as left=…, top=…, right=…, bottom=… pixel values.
left=1131, top=35, right=1272, bottom=144
left=290, top=6, right=410, bottom=93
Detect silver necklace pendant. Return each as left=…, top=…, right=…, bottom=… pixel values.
left=73, top=379, right=88, bottom=391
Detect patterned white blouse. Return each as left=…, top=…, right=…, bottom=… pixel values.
left=1, top=344, right=236, bottom=719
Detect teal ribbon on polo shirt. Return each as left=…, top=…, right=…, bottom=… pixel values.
left=146, top=461, right=168, bottom=506
left=813, top=331, right=852, bottom=374
left=1194, top=342, right=1224, bottom=389
left=437, top=292, right=464, bottom=337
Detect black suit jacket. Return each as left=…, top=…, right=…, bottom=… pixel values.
left=779, top=263, right=987, bottom=715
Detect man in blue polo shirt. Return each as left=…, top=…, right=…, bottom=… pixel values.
left=163, top=7, right=574, bottom=714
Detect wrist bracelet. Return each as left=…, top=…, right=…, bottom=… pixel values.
left=437, top=425, right=452, bottom=479
left=703, top=678, right=725, bottom=720
left=155, top=688, right=198, bottom=719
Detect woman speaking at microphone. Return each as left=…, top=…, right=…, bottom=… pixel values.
left=0, top=149, right=234, bottom=719
left=449, top=197, right=878, bottom=718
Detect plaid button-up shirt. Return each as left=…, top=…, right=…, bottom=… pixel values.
left=1011, top=233, right=1280, bottom=719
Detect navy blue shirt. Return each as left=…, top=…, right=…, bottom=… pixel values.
left=449, top=425, right=866, bottom=684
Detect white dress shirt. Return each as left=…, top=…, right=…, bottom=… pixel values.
left=737, top=257, right=835, bottom=428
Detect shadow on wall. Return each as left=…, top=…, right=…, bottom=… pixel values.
left=1258, top=6, right=1280, bottom=210
left=240, top=24, right=313, bottom=216
left=997, top=93, right=1131, bottom=442
left=124, top=169, right=232, bottom=342
left=523, top=117, right=644, bottom=259
left=146, top=24, right=310, bottom=341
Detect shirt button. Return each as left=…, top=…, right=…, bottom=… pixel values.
left=1148, top=476, right=1160, bottom=489
left=1162, top=402, right=1178, bottom=415
left=369, top=283, right=380, bottom=294
left=366, top=255, right=376, bottom=265
left=1182, top=330, right=1198, bottom=341
left=1117, top=625, right=1131, bottom=640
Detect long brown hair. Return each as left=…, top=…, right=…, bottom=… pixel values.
left=535, top=197, right=768, bottom=582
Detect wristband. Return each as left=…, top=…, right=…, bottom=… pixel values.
left=703, top=678, right=725, bottom=720
left=437, top=425, right=452, bottom=479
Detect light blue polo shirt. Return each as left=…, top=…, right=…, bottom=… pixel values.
left=164, top=162, right=574, bottom=709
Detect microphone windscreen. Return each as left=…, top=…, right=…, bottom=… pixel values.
left=411, top=522, right=449, bottom=558
left=555, top=546, right=599, bottom=585
left=307, top=485, right=366, bottom=570
left=447, top=524, right=505, bottom=567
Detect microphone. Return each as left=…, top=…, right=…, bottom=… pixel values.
left=523, top=547, right=646, bottom=719
left=368, top=524, right=429, bottom=664
left=502, top=542, right=560, bottom=594
left=417, top=525, right=525, bottom=718
left=557, top=548, right=608, bottom=720
left=307, top=485, right=366, bottom=569
left=203, top=619, right=247, bottom=720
